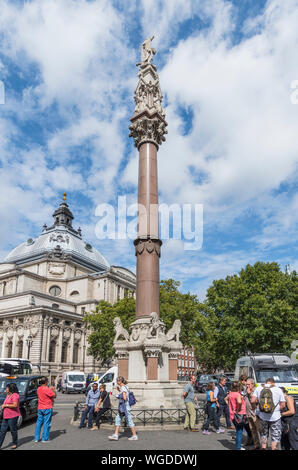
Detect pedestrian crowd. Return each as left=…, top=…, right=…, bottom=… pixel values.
left=0, top=373, right=297, bottom=450
left=196, top=374, right=298, bottom=450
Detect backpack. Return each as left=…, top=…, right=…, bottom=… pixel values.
left=123, top=385, right=137, bottom=407
left=259, top=386, right=276, bottom=413
left=128, top=391, right=137, bottom=406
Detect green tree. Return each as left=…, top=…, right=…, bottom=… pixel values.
left=84, top=297, right=135, bottom=365
left=203, top=262, right=298, bottom=370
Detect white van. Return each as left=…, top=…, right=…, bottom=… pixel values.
left=85, top=366, right=118, bottom=395
left=61, top=371, right=86, bottom=394
left=234, top=354, right=298, bottom=396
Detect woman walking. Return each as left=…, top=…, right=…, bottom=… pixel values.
left=228, top=382, right=247, bottom=450
left=202, top=382, right=224, bottom=434
left=0, top=383, right=21, bottom=450
left=108, top=376, right=138, bottom=441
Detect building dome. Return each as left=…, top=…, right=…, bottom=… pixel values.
left=5, top=195, right=110, bottom=272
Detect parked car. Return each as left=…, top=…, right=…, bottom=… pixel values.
left=0, top=375, right=44, bottom=428
left=196, top=374, right=218, bottom=393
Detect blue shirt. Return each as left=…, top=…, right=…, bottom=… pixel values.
left=184, top=383, right=195, bottom=403
left=85, top=389, right=101, bottom=407
left=206, top=390, right=216, bottom=408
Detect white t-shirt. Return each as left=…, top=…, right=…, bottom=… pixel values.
left=253, top=385, right=285, bottom=421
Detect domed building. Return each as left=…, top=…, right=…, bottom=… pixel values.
left=0, top=195, right=136, bottom=378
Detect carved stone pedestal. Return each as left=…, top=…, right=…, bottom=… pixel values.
left=113, top=313, right=184, bottom=408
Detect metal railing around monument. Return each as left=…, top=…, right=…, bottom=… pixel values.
left=73, top=399, right=206, bottom=427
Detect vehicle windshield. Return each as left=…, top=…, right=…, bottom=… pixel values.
left=0, top=363, right=21, bottom=375
left=256, top=368, right=298, bottom=383
left=68, top=375, right=84, bottom=382
left=0, top=378, right=28, bottom=395
left=199, top=375, right=213, bottom=381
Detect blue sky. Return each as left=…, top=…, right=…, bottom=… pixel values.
left=0, top=0, right=297, bottom=299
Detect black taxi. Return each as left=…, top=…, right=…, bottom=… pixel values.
left=0, top=375, right=44, bottom=428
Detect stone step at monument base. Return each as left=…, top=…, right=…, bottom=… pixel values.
left=110, top=381, right=185, bottom=409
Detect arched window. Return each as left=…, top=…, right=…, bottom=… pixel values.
left=49, top=285, right=61, bottom=297
left=6, top=341, right=12, bottom=358
left=49, top=341, right=56, bottom=363
left=61, top=342, right=68, bottom=363
left=73, top=344, right=79, bottom=364
left=70, top=291, right=79, bottom=296
left=17, top=340, right=23, bottom=358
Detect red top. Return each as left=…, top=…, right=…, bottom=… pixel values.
left=228, top=392, right=246, bottom=421
left=3, top=393, right=21, bottom=419
left=37, top=385, right=55, bottom=410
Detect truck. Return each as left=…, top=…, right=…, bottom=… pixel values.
left=61, top=370, right=86, bottom=394
left=234, top=353, right=298, bottom=396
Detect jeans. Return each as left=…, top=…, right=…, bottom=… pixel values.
left=217, top=403, right=231, bottom=427
left=233, top=418, right=244, bottom=450
left=0, top=417, right=18, bottom=448
left=115, top=402, right=134, bottom=428
left=203, top=404, right=220, bottom=430
left=34, top=409, right=53, bottom=442
left=80, top=406, right=95, bottom=428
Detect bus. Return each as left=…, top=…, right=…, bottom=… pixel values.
left=0, top=358, right=33, bottom=377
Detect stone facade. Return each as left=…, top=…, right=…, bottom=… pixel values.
left=0, top=198, right=136, bottom=380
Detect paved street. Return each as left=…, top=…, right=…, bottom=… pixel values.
left=0, top=392, right=238, bottom=451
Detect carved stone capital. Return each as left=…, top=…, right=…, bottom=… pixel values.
left=168, top=352, right=179, bottom=360
left=129, top=114, right=168, bottom=149
left=134, top=238, right=162, bottom=257
left=115, top=350, right=129, bottom=360
left=144, top=349, right=160, bottom=358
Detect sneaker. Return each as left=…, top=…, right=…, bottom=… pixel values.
left=216, top=428, right=225, bottom=433
left=128, top=435, right=138, bottom=440
left=108, top=434, right=119, bottom=441
left=202, top=430, right=211, bottom=435
left=240, top=447, right=246, bottom=450
left=41, top=440, right=49, bottom=443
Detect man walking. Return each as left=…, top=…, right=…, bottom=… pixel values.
left=79, top=382, right=100, bottom=429
left=214, top=376, right=233, bottom=429
left=250, top=377, right=285, bottom=450
left=183, top=375, right=199, bottom=432
left=34, top=377, right=56, bottom=443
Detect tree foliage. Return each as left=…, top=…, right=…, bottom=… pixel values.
left=202, top=262, right=298, bottom=370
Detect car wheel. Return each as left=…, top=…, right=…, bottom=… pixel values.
left=17, top=410, right=25, bottom=429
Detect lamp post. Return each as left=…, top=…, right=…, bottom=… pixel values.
left=26, top=334, right=33, bottom=360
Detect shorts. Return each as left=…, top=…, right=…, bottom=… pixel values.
left=260, top=418, right=282, bottom=442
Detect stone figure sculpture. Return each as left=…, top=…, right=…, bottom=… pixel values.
left=141, top=36, right=156, bottom=64
left=113, top=317, right=130, bottom=342
left=147, top=312, right=160, bottom=339
left=166, top=319, right=181, bottom=343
